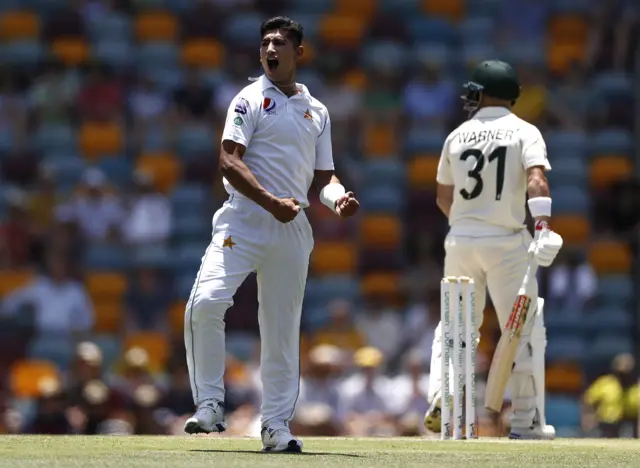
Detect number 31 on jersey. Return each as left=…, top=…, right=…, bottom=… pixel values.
left=459, top=146, right=506, bottom=201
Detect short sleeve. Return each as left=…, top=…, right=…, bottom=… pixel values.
left=315, top=112, right=334, bottom=170
left=521, top=126, right=552, bottom=170
left=221, top=93, right=259, bottom=148
left=436, top=138, right=454, bottom=185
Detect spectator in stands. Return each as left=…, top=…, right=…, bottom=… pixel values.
left=0, top=70, right=27, bottom=150
left=588, top=0, right=639, bottom=72
left=76, top=379, right=129, bottom=435
left=108, top=347, right=163, bottom=403
left=402, top=288, right=440, bottom=365
left=355, top=293, right=403, bottom=363
left=362, top=69, right=402, bottom=124
left=0, top=189, right=36, bottom=269
left=543, top=247, right=597, bottom=315
left=132, top=384, right=165, bottom=434
left=28, top=59, right=78, bottom=125
left=25, top=377, right=72, bottom=435
left=60, top=168, right=124, bottom=244
left=78, top=62, right=123, bottom=121
left=2, top=252, right=94, bottom=337
left=43, top=0, right=85, bottom=40
left=124, top=266, right=171, bottom=332
left=546, top=62, right=590, bottom=130
left=341, top=347, right=396, bottom=436
left=403, top=62, right=456, bottom=130
left=66, top=341, right=103, bottom=403
left=172, top=68, right=214, bottom=122
left=28, top=165, right=61, bottom=243
left=122, top=171, right=172, bottom=249
left=183, top=0, right=222, bottom=39
left=312, top=299, right=366, bottom=355
left=390, top=350, right=429, bottom=436
left=512, top=64, right=547, bottom=125
left=158, top=358, right=194, bottom=430
left=583, top=353, right=639, bottom=437
left=292, top=345, right=346, bottom=436
left=213, top=52, right=255, bottom=117
left=128, top=74, right=169, bottom=127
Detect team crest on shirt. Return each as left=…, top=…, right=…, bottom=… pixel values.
left=234, top=97, right=249, bottom=115
left=263, top=97, right=276, bottom=115
left=303, top=109, right=313, bottom=121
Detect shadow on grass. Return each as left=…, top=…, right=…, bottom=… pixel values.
left=190, top=449, right=363, bottom=457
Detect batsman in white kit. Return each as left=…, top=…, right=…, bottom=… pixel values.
left=182, top=16, right=359, bottom=452
left=423, top=60, right=564, bottom=439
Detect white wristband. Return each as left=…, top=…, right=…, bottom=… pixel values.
left=527, top=196, right=552, bottom=218
left=319, top=183, right=346, bottom=213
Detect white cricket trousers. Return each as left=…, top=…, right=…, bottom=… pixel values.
left=184, top=194, right=314, bottom=430
left=428, top=228, right=538, bottom=402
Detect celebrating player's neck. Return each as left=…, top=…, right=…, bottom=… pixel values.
left=271, top=76, right=299, bottom=97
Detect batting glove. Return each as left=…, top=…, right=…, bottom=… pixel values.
left=531, top=220, right=563, bottom=267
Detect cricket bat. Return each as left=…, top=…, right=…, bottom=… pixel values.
left=484, top=255, right=537, bottom=412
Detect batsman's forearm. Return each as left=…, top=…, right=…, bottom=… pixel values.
left=526, top=168, right=551, bottom=222
left=220, top=159, right=276, bottom=210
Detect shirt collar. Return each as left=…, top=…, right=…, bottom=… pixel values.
left=474, top=106, right=512, bottom=119
left=256, top=75, right=309, bottom=97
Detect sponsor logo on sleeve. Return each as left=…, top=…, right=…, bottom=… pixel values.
left=234, top=98, right=249, bottom=115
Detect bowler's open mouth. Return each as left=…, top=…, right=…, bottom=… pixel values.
left=267, top=58, right=279, bottom=70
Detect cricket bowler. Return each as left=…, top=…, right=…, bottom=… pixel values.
left=182, top=16, right=359, bottom=452
left=423, top=60, right=563, bottom=439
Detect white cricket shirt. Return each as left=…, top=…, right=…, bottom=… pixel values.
left=436, top=107, right=552, bottom=235
left=221, top=75, right=334, bottom=208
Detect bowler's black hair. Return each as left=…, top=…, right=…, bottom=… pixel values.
left=260, top=16, right=304, bottom=46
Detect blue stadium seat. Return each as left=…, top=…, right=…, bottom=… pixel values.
left=226, top=332, right=257, bottom=361
left=590, top=129, right=633, bottom=156
left=171, top=185, right=209, bottom=212
left=361, top=160, right=406, bottom=190
left=177, top=273, right=196, bottom=299
left=297, top=68, right=324, bottom=95
left=586, top=334, right=633, bottom=364
left=33, top=123, right=76, bottom=153
left=177, top=123, right=215, bottom=158
left=144, top=66, right=184, bottom=93
left=0, top=41, right=43, bottom=68
left=458, top=17, right=494, bottom=43
left=545, top=130, right=589, bottom=156
left=549, top=186, right=589, bottom=214
left=362, top=41, right=408, bottom=71
left=359, top=186, right=404, bottom=213
left=200, top=69, right=227, bottom=89
left=172, top=212, right=212, bottom=242
left=98, top=157, right=133, bottom=188
left=502, top=41, right=546, bottom=68
left=466, top=0, right=502, bottom=18
left=584, top=308, right=633, bottom=336
left=545, top=313, right=587, bottom=339
left=550, top=0, right=592, bottom=13
left=286, top=0, right=334, bottom=14
left=597, top=275, right=633, bottom=307
left=410, top=43, right=452, bottom=70
left=303, top=305, right=331, bottom=331
left=173, top=244, right=206, bottom=277
left=131, top=245, right=171, bottom=269
left=545, top=154, right=588, bottom=188
left=379, top=0, right=420, bottom=14
left=141, top=124, right=168, bottom=152
left=92, top=334, right=122, bottom=371
left=94, top=40, right=134, bottom=68
left=0, top=129, right=15, bottom=153
left=405, top=129, right=445, bottom=154
left=461, top=43, right=498, bottom=68
left=27, top=334, right=75, bottom=370
left=136, top=42, right=179, bottom=68
left=283, top=14, right=321, bottom=41
left=546, top=335, right=585, bottom=362
left=85, top=245, right=128, bottom=270
left=12, top=398, right=37, bottom=431
left=546, top=395, right=580, bottom=429
left=224, top=13, right=264, bottom=46
left=592, top=71, right=633, bottom=99
left=87, top=13, right=132, bottom=42
left=164, top=0, right=192, bottom=13
left=42, top=154, right=85, bottom=192
left=408, top=18, right=456, bottom=44
left=304, top=275, right=360, bottom=309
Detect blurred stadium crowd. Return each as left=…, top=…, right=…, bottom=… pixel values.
left=0, top=0, right=638, bottom=438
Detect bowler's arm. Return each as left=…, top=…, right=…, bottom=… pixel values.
left=220, top=140, right=277, bottom=211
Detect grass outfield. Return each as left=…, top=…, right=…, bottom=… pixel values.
left=1, top=436, right=639, bottom=468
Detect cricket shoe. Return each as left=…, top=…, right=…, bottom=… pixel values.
left=509, top=423, right=556, bottom=440
left=424, top=392, right=443, bottom=433
left=261, top=426, right=303, bottom=453
left=184, top=400, right=227, bottom=434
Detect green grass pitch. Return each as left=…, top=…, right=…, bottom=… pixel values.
left=1, top=436, right=639, bottom=467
